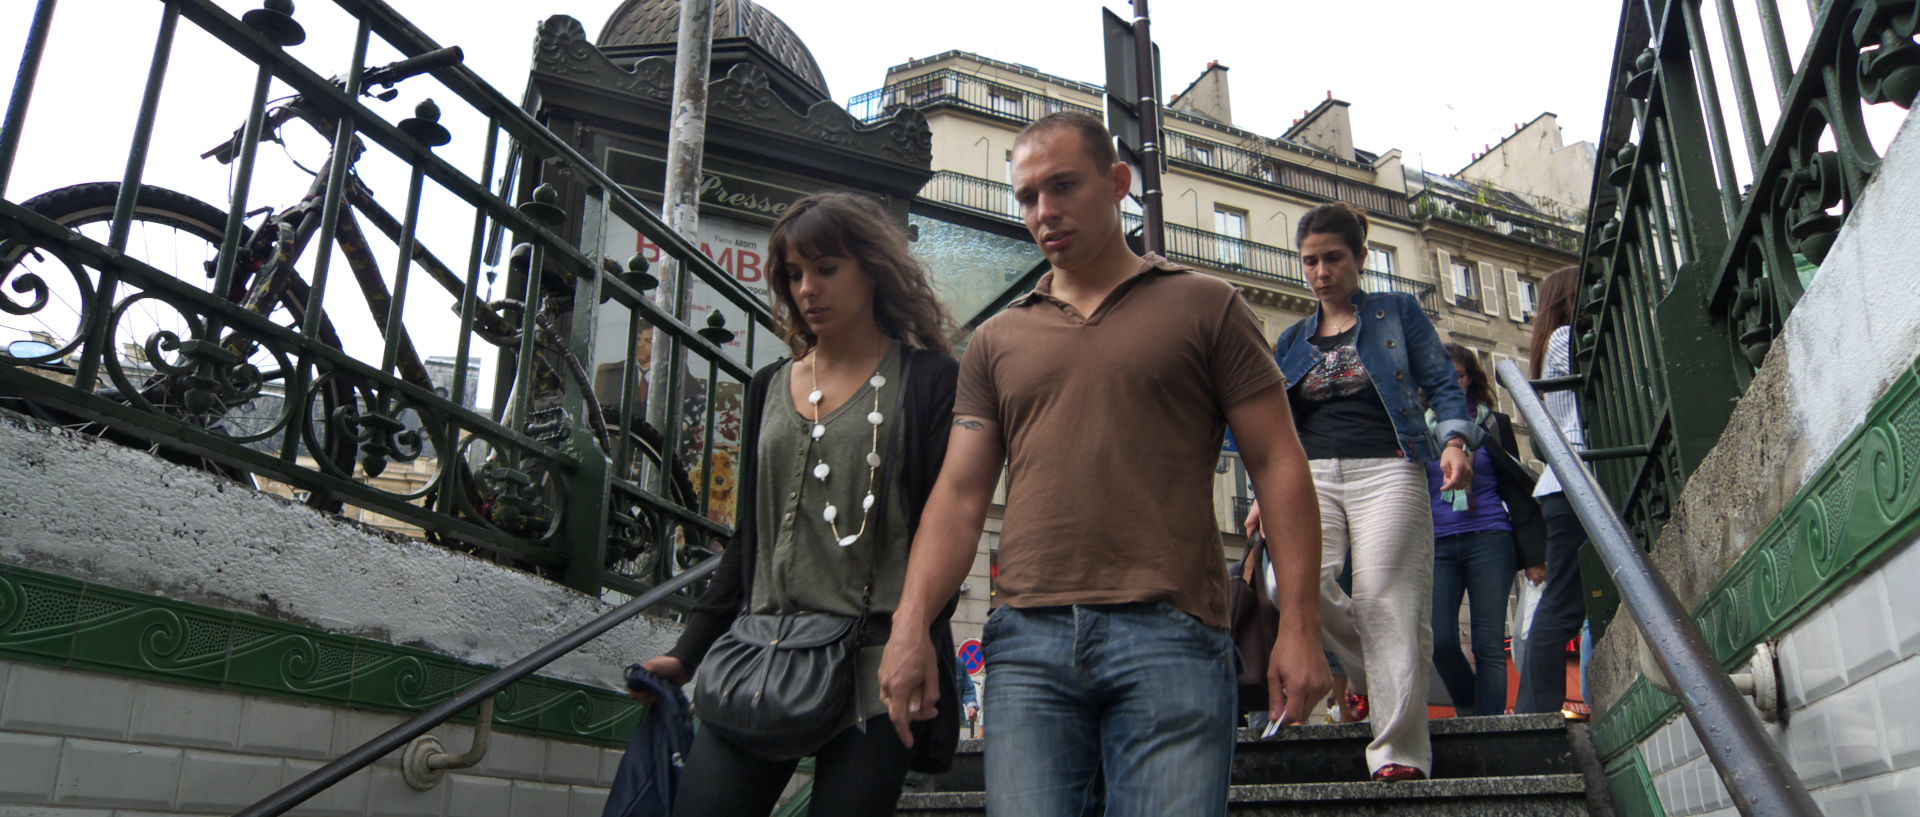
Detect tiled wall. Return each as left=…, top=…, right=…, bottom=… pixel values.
left=1638, top=536, right=1920, bottom=817
left=0, top=661, right=620, bottom=817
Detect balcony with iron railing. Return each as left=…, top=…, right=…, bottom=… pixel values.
left=1162, top=130, right=1412, bottom=219
left=1410, top=186, right=1584, bottom=253
left=846, top=68, right=1102, bottom=126
left=915, top=169, right=1436, bottom=314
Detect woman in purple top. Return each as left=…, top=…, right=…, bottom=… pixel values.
left=1426, top=344, right=1546, bottom=716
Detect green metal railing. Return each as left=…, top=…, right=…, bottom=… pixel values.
left=1573, top=0, right=1916, bottom=552
left=915, top=169, right=1437, bottom=313
left=0, top=0, right=776, bottom=600
left=846, top=68, right=1103, bottom=125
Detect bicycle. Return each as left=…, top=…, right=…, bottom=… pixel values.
left=0, top=46, right=703, bottom=577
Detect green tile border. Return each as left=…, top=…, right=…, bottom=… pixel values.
left=1604, top=749, right=1668, bottom=817
left=0, top=563, right=644, bottom=747
left=1593, top=356, right=1920, bottom=760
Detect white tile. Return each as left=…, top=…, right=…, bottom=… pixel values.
left=1, top=666, right=134, bottom=740
left=367, top=766, right=448, bottom=817
left=567, top=785, right=608, bottom=817
left=1782, top=632, right=1811, bottom=710
left=129, top=685, right=242, bottom=751
left=1696, top=759, right=1731, bottom=813
left=1680, top=760, right=1705, bottom=815
left=445, top=774, right=511, bottom=817
left=327, top=710, right=428, bottom=769
left=1883, top=542, right=1920, bottom=658
left=1653, top=772, right=1681, bottom=816
left=1786, top=706, right=1840, bottom=787
left=1865, top=768, right=1920, bottom=817
left=543, top=741, right=601, bottom=786
left=1879, top=657, right=1920, bottom=768
left=1676, top=718, right=1705, bottom=765
left=238, top=699, right=334, bottom=760
left=1813, top=776, right=1877, bottom=817
left=478, top=734, right=544, bottom=779
left=1647, top=722, right=1672, bottom=774
left=281, top=759, right=370, bottom=817
left=508, top=781, right=568, bottom=817
left=598, top=748, right=622, bottom=788
left=1834, top=574, right=1900, bottom=681
left=175, top=750, right=283, bottom=812
left=1829, top=681, right=1893, bottom=781
left=0, top=732, right=64, bottom=803
left=0, top=660, right=12, bottom=706
left=1785, top=611, right=1849, bottom=707
left=50, top=739, right=182, bottom=810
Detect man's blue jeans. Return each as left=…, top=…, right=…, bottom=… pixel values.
left=1430, top=529, right=1518, bottom=716
left=982, top=603, right=1236, bottom=817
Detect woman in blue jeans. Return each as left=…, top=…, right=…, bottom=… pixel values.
left=1426, top=344, right=1545, bottom=716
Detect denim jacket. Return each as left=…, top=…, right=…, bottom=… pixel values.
left=1273, top=289, right=1482, bottom=462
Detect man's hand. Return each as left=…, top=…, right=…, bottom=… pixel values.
left=1266, top=625, right=1333, bottom=727
left=626, top=655, right=689, bottom=703
left=1243, top=498, right=1262, bottom=536
left=1525, top=564, right=1546, bottom=586
left=878, top=628, right=942, bottom=747
left=1438, top=442, right=1474, bottom=491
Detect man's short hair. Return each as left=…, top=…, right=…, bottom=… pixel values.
left=1015, top=111, right=1118, bottom=171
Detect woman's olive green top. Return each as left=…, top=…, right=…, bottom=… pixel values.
left=750, top=342, right=909, bottom=724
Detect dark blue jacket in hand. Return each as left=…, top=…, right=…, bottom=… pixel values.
left=602, top=666, right=695, bottom=817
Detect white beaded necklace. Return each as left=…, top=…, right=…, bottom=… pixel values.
left=803, top=353, right=886, bottom=547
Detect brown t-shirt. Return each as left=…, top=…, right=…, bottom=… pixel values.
left=954, top=254, right=1284, bottom=627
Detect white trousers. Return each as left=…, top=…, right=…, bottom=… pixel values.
left=1310, top=457, right=1435, bottom=774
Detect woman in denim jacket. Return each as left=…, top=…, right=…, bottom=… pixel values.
left=1246, top=202, right=1480, bottom=781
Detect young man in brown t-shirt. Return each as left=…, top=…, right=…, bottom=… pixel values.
left=878, top=112, right=1329, bottom=815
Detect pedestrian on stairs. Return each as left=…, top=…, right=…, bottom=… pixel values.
left=1516, top=267, right=1592, bottom=718
left=1252, top=202, right=1485, bottom=782
left=877, top=111, right=1331, bottom=817
left=1425, top=344, right=1546, bottom=717
left=631, top=193, right=964, bottom=817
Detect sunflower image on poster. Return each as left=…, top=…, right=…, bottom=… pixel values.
left=683, top=378, right=745, bottom=526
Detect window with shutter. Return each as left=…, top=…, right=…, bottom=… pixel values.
left=1504, top=267, right=1525, bottom=322
left=1478, top=261, right=1501, bottom=316
left=1437, top=249, right=1456, bottom=302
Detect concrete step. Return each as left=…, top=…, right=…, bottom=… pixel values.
left=924, top=713, right=1577, bottom=792
left=897, top=773, right=1589, bottom=816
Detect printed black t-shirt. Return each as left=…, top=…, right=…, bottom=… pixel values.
left=1288, top=323, right=1403, bottom=460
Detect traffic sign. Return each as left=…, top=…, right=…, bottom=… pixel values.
left=959, top=638, right=986, bottom=676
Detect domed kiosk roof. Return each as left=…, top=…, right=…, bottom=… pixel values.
left=598, top=0, right=829, bottom=101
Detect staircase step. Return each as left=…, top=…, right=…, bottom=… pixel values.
left=925, top=713, right=1576, bottom=792
left=897, top=773, right=1588, bottom=816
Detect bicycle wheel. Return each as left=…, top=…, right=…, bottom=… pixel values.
left=0, top=183, right=341, bottom=484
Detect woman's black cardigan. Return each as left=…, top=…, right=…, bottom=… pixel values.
left=665, top=345, right=963, bottom=772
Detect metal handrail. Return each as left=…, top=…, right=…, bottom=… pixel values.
left=1495, top=360, right=1818, bottom=817
left=235, top=554, right=722, bottom=817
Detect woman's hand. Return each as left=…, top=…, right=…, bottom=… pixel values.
left=1243, top=499, right=1262, bottom=536
left=1438, top=442, right=1473, bottom=491
left=627, top=655, right=689, bottom=704
left=1525, top=564, right=1546, bottom=586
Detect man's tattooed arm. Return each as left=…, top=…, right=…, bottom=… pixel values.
left=953, top=417, right=986, bottom=431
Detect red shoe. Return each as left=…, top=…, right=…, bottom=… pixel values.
left=1344, top=692, right=1370, bottom=722
left=1372, top=763, right=1427, bottom=782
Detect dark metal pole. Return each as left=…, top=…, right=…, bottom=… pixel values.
left=0, top=0, right=58, bottom=199
left=233, top=554, right=723, bottom=817
left=1495, top=361, right=1819, bottom=817
left=642, top=0, right=714, bottom=497
left=1130, top=0, right=1164, bottom=256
